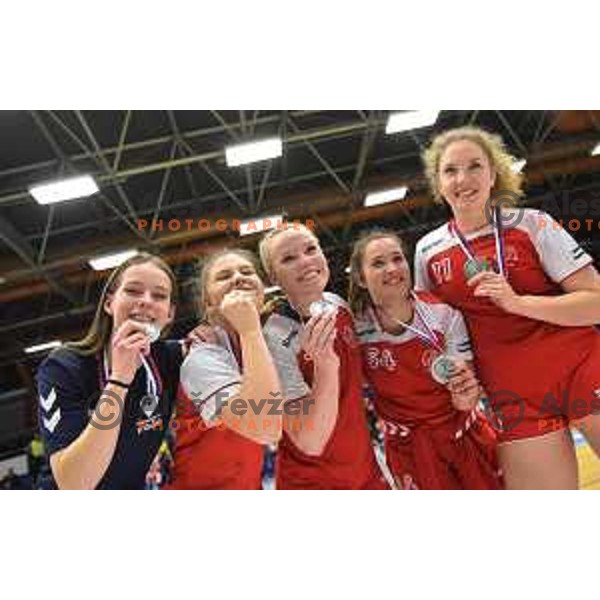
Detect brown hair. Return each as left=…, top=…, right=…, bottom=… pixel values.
left=348, top=230, right=408, bottom=317
left=422, top=126, right=525, bottom=204
left=66, top=252, right=178, bottom=356
left=196, top=248, right=264, bottom=323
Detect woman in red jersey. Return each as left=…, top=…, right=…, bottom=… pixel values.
left=165, top=249, right=282, bottom=490
left=415, top=126, right=600, bottom=489
left=259, top=225, right=389, bottom=490
left=349, top=230, right=501, bottom=490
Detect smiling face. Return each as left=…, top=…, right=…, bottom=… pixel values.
left=104, top=263, right=175, bottom=332
left=438, top=139, right=497, bottom=219
left=360, top=236, right=412, bottom=309
left=204, top=252, right=265, bottom=318
left=267, top=229, right=330, bottom=307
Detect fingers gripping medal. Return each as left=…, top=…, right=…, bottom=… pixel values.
left=143, top=322, right=161, bottom=343
left=453, top=205, right=507, bottom=281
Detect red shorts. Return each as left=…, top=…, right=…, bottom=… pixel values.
left=484, top=336, right=600, bottom=444
left=383, top=411, right=502, bottom=490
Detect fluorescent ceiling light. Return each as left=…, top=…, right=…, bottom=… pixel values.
left=29, top=175, right=99, bottom=205
left=226, top=137, right=283, bottom=167
left=89, top=249, right=138, bottom=271
left=365, top=186, right=409, bottom=208
left=386, top=110, right=440, bottom=135
left=25, top=340, right=62, bottom=354
left=239, top=215, right=285, bottom=237
left=591, top=142, right=600, bottom=157
left=511, top=158, right=527, bottom=173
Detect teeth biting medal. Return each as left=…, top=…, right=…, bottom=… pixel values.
left=143, top=322, right=161, bottom=343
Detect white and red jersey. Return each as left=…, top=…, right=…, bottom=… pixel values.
left=166, top=328, right=264, bottom=490
left=355, top=292, right=473, bottom=427
left=415, top=208, right=593, bottom=341
left=355, top=294, right=501, bottom=489
left=263, top=293, right=388, bottom=489
left=414, top=208, right=598, bottom=408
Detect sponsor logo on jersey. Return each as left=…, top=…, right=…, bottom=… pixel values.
left=40, top=387, right=62, bottom=433
left=39, top=387, right=57, bottom=412
left=136, top=415, right=164, bottom=435
left=140, top=394, right=159, bottom=419
left=43, top=407, right=62, bottom=434
left=421, top=348, right=438, bottom=370
left=505, top=244, right=520, bottom=267
left=420, top=236, right=447, bottom=255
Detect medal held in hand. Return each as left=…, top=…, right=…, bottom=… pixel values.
left=430, top=353, right=456, bottom=385
left=143, top=322, right=161, bottom=343
left=463, top=257, right=489, bottom=281
left=309, top=299, right=337, bottom=318
left=451, top=205, right=507, bottom=281
left=377, top=293, right=456, bottom=386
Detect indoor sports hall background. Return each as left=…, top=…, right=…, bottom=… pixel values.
left=1, top=110, right=599, bottom=489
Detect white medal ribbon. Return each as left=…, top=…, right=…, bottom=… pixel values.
left=102, top=349, right=158, bottom=400
left=451, top=205, right=506, bottom=277
left=374, top=292, right=444, bottom=354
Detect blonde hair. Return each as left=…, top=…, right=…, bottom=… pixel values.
left=258, top=224, right=318, bottom=283
left=66, top=253, right=177, bottom=356
left=348, top=230, right=407, bottom=317
left=422, top=126, right=525, bottom=204
left=196, top=248, right=264, bottom=323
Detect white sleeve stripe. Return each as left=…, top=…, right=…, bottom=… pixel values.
left=556, top=259, right=594, bottom=284
left=189, top=379, right=241, bottom=405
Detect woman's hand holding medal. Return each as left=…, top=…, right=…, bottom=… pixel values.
left=220, top=289, right=261, bottom=336
left=444, top=359, right=481, bottom=412
left=299, top=310, right=339, bottom=367
left=110, top=320, right=154, bottom=383
left=468, top=271, right=521, bottom=313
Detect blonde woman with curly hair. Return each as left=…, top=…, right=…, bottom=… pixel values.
left=415, top=126, right=600, bottom=489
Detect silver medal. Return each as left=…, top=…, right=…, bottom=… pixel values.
left=464, top=258, right=489, bottom=281
left=430, top=354, right=456, bottom=385
left=309, top=300, right=337, bottom=318
left=143, top=322, right=161, bottom=343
